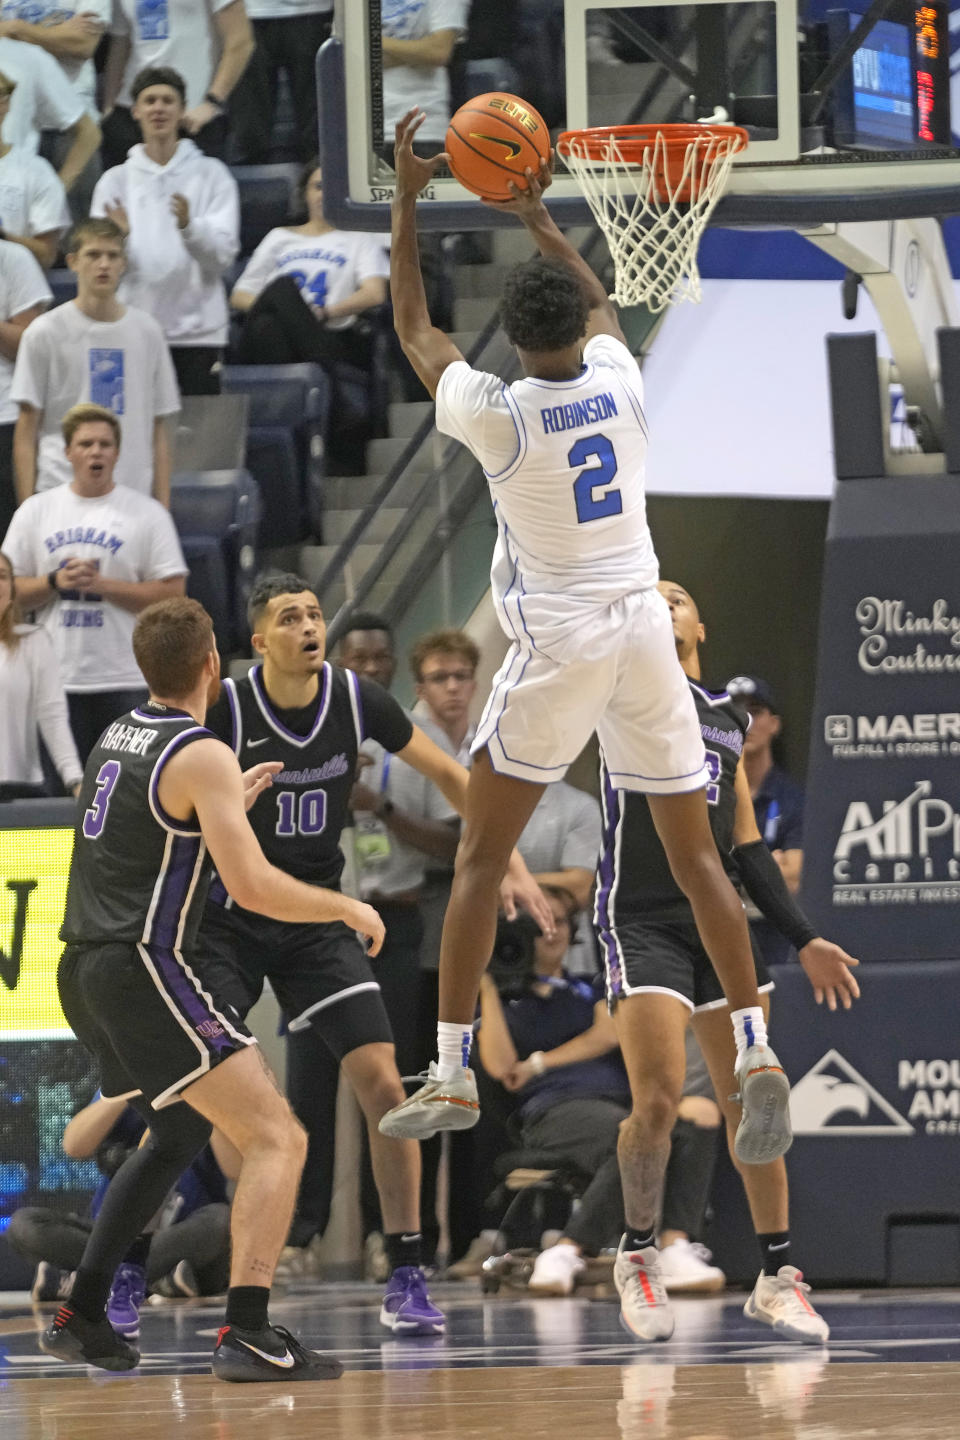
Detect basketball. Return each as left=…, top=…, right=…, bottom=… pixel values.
left=445, top=92, right=550, bottom=202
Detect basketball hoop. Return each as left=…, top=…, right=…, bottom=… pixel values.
left=556, top=124, right=749, bottom=312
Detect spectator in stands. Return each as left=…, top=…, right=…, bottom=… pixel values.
left=12, top=216, right=180, bottom=506
left=0, top=2, right=107, bottom=215
left=8, top=1091, right=233, bottom=1313
left=231, top=0, right=332, bottom=164
left=0, top=69, right=70, bottom=269
left=1, top=402, right=187, bottom=761
left=0, top=548, right=81, bottom=800
left=230, top=159, right=388, bottom=372
left=381, top=0, right=468, bottom=157
left=726, top=673, right=805, bottom=966
left=0, top=238, right=49, bottom=534
left=478, top=886, right=725, bottom=1296
left=100, top=0, right=254, bottom=169
left=0, top=30, right=100, bottom=193
left=92, top=67, right=239, bottom=396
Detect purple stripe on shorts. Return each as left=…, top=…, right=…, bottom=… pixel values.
left=142, top=942, right=236, bottom=1055
left=596, top=764, right=624, bottom=997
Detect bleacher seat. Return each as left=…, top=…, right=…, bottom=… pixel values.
left=231, top=164, right=300, bottom=259
left=46, top=269, right=75, bottom=308
left=170, top=468, right=262, bottom=651
left=221, top=363, right=329, bottom=543
left=174, top=393, right=250, bottom=472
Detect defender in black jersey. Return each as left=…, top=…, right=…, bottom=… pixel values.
left=196, top=572, right=548, bottom=1336
left=599, top=582, right=860, bottom=1346
left=46, top=597, right=382, bottom=1381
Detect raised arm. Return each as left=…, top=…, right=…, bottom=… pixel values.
left=486, top=159, right=625, bottom=346
left=390, top=109, right=465, bottom=398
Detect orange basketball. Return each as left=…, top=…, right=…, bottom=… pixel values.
left=445, top=92, right=550, bottom=202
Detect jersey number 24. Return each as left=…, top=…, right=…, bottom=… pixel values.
left=569, top=434, right=622, bottom=524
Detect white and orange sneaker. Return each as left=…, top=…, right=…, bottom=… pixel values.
left=614, top=1238, right=675, bottom=1342
left=743, top=1266, right=829, bottom=1345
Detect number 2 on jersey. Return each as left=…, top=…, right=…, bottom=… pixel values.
left=703, top=748, right=721, bottom=806
left=569, top=434, right=622, bottom=524
left=83, top=760, right=121, bottom=839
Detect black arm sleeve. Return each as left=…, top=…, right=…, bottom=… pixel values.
left=733, top=839, right=817, bottom=952
left=358, top=675, right=415, bottom=753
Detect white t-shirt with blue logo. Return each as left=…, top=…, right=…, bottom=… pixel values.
left=2, top=483, right=187, bottom=691
left=0, top=2, right=111, bottom=113
left=110, top=0, right=237, bottom=110
left=381, top=0, right=468, bottom=140
left=233, top=226, right=389, bottom=330
left=11, top=300, right=181, bottom=494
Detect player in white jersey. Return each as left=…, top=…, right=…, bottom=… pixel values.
left=379, top=111, right=791, bottom=1166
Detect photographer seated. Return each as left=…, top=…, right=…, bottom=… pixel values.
left=478, top=887, right=726, bottom=1297
left=8, top=1091, right=235, bottom=1334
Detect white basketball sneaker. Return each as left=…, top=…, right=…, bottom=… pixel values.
left=657, top=1238, right=726, bottom=1293
left=378, top=1063, right=480, bottom=1140
left=614, top=1239, right=675, bottom=1342
left=528, top=1243, right=586, bottom=1296
left=743, top=1266, right=830, bottom=1345
left=733, top=1044, right=793, bottom=1164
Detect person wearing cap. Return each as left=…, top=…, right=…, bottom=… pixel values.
left=726, top=674, right=805, bottom=968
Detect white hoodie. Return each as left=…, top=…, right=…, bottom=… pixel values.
left=91, top=139, right=239, bottom=347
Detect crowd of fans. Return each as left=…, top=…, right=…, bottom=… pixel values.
left=0, top=3, right=809, bottom=1293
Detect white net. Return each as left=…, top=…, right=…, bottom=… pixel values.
left=558, top=127, right=747, bottom=313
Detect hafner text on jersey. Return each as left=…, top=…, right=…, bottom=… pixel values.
left=540, top=392, right=618, bottom=434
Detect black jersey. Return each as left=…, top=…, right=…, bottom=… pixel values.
left=596, top=679, right=749, bottom=924
left=61, top=703, right=215, bottom=949
left=204, top=662, right=413, bottom=897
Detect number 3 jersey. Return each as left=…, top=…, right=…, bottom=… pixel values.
left=61, top=703, right=217, bottom=948
left=203, top=662, right=413, bottom=900
left=435, top=334, right=659, bottom=663
left=597, top=680, right=750, bottom=923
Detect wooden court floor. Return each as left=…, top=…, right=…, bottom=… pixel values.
left=3, top=1283, right=960, bottom=1439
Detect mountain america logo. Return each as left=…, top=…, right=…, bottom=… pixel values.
left=789, top=1051, right=913, bottom=1136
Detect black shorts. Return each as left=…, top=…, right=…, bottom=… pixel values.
left=603, top=914, right=773, bottom=1014
left=197, top=905, right=393, bottom=1060
left=58, top=941, right=255, bottom=1111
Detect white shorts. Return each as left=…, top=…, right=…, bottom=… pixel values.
left=473, top=587, right=709, bottom=793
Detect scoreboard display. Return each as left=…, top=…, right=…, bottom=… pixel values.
left=0, top=818, right=97, bottom=1246
left=826, top=1, right=951, bottom=149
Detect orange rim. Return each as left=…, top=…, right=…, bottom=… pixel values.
left=556, top=123, right=749, bottom=164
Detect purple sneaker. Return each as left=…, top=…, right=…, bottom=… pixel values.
left=107, top=1263, right=147, bottom=1340
left=379, top=1266, right=446, bottom=1335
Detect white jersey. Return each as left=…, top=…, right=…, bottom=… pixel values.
left=1, top=483, right=187, bottom=692
left=233, top=226, right=388, bottom=331
left=435, top=333, right=659, bottom=663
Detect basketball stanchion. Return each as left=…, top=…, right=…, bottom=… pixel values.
left=556, top=124, right=749, bottom=312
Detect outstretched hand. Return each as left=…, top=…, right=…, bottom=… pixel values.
left=241, top=761, right=282, bottom=811
left=798, top=938, right=861, bottom=1011
left=393, top=109, right=448, bottom=200
left=481, top=155, right=554, bottom=220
